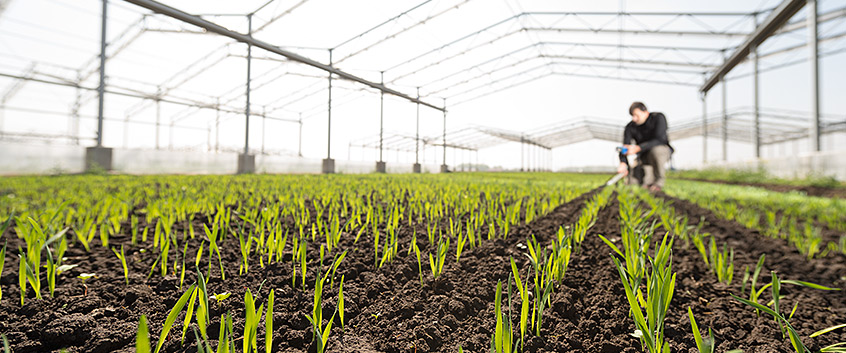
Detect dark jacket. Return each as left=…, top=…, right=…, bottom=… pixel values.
left=619, top=112, right=673, bottom=164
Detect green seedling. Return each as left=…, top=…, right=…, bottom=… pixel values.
left=0, top=243, right=5, bottom=302
left=455, top=230, right=466, bottom=263
left=305, top=269, right=337, bottom=353
left=412, top=240, right=424, bottom=286
left=733, top=271, right=840, bottom=353
left=491, top=279, right=513, bottom=353
left=137, top=315, right=151, bottom=353
left=339, top=275, right=346, bottom=330
left=708, top=237, right=734, bottom=285
left=192, top=326, right=212, bottom=353
left=428, top=236, right=449, bottom=279
left=77, top=273, right=96, bottom=296
left=612, top=249, right=675, bottom=353
left=811, top=323, right=846, bottom=338
left=688, top=307, right=714, bottom=353
left=18, top=252, right=26, bottom=305
left=112, top=245, right=129, bottom=285
left=242, top=289, right=265, bottom=353
left=731, top=294, right=806, bottom=353
left=747, top=254, right=766, bottom=316
left=155, top=283, right=196, bottom=353
left=266, top=289, right=274, bottom=353
left=180, top=282, right=200, bottom=344
left=510, top=257, right=529, bottom=351
left=212, top=292, right=232, bottom=304
left=811, top=323, right=846, bottom=353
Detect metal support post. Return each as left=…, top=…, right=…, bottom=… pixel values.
left=123, top=115, right=129, bottom=148
left=520, top=137, right=524, bottom=172
left=440, top=98, right=447, bottom=173
left=298, top=113, right=303, bottom=157
left=413, top=87, right=421, bottom=173
left=244, top=14, right=252, bottom=156
left=323, top=49, right=335, bottom=173
left=376, top=71, right=385, bottom=173
left=721, top=76, right=727, bottom=161
left=72, top=73, right=82, bottom=144
left=215, top=98, right=220, bottom=152
left=155, top=96, right=161, bottom=149
left=169, top=118, right=174, bottom=150
left=752, top=42, right=760, bottom=158
left=701, top=91, right=707, bottom=163
left=87, top=0, right=114, bottom=173
left=96, top=0, right=107, bottom=147
left=379, top=72, right=384, bottom=162
left=809, top=0, right=820, bottom=151
left=261, top=107, right=266, bottom=154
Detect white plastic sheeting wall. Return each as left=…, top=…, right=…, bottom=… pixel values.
left=0, top=142, right=443, bottom=175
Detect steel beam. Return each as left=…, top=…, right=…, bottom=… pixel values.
left=0, top=70, right=298, bottom=127
left=334, top=0, right=470, bottom=65
left=122, top=0, right=445, bottom=112
left=542, top=54, right=716, bottom=68
left=700, top=0, right=806, bottom=92
left=526, top=27, right=749, bottom=38
left=526, top=10, right=763, bottom=16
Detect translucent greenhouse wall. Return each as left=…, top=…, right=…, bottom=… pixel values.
left=0, top=141, right=443, bottom=175
left=702, top=150, right=846, bottom=180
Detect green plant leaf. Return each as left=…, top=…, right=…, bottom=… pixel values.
left=136, top=316, right=151, bottom=353
left=811, top=323, right=846, bottom=338
left=266, top=289, right=274, bottom=353
left=780, top=280, right=840, bottom=291
left=155, top=284, right=196, bottom=353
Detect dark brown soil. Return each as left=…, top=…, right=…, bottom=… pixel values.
left=674, top=178, right=846, bottom=199
left=1, top=187, right=845, bottom=353
left=655, top=192, right=846, bottom=352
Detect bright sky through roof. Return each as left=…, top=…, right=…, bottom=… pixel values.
left=0, top=0, right=844, bottom=170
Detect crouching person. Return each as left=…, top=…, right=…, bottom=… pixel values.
left=616, top=101, right=673, bottom=192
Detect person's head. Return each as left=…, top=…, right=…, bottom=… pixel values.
left=629, top=102, right=649, bottom=125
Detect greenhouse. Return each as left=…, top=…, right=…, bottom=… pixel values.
left=0, top=0, right=844, bottom=352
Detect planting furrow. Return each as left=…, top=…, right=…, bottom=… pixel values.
left=654, top=192, right=846, bottom=351
left=341, top=188, right=600, bottom=352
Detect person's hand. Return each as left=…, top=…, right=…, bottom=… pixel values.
left=624, top=144, right=641, bottom=155
left=617, top=163, right=628, bottom=176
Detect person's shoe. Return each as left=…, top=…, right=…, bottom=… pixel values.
left=649, top=185, right=662, bottom=193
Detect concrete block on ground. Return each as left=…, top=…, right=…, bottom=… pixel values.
left=322, top=158, right=335, bottom=174
left=237, top=154, right=255, bottom=174
left=85, top=146, right=113, bottom=172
